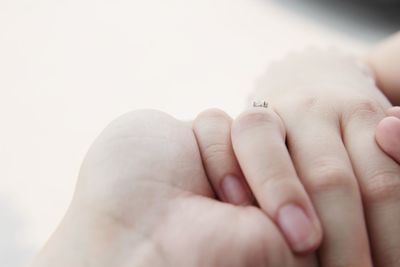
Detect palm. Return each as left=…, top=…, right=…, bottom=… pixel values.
left=73, top=111, right=317, bottom=267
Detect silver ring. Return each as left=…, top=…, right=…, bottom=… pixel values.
left=252, top=101, right=268, bottom=108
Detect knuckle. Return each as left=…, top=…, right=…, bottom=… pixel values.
left=194, top=108, right=231, bottom=134
left=233, top=109, right=282, bottom=135
left=363, top=170, right=400, bottom=203
left=195, top=108, right=231, bottom=123
left=194, top=109, right=232, bottom=165
left=306, top=163, right=356, bottom=195
left=259, top=177, right=300, bottom=193
left=201, top=142, right=230, bottom=165
left=277, top=96, right=336, bottom=120
left=346, top=98, right=383, bottom=120
left=295, top=96, right=324, bottom=113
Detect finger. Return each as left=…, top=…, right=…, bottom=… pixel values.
left=193, top=109, right=253, bottom=205
left=277, top=103, right=373, bottom=267
left=367, top=31, right=400, bottom=105
left=231, top=107, right=322, bottom=254
left=375, top=106, right=400, bottom=162
left=343, top=99, right=400, bottom=267
left=386, top=106, right=400, bottom=118
left=376, top=116, right=400, bottom=163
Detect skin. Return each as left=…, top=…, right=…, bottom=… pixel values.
left=369, top=34, right=400, bottom=266
left=195, top=48, right=400, bottom=267
left=371, top=32, right=400, bottom=164
left=250, top=49, right=400, bottom=267
left=376, top=107, right=400, bottom=163
left=31, top=110, right=316, bottom=267
left=32, top=33, right=400, bottom=267
left=368, top=32, right=400, bottom=106
left=193, top=108, right=322, bottom=253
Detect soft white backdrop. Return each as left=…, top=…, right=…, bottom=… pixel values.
left=0, top=0, right=398, bottom=266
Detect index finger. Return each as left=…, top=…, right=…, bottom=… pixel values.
left=231, top=107, right=322, bottom=254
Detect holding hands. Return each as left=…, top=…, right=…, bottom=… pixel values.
left=32, top=34, right=400, bottom=267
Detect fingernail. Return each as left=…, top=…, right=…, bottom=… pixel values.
left=278, top=204, right=319, bottom=253
left=221, top=175, right=251, bottom=205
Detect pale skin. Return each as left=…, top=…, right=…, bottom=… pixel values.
left=32, top=110, right=317, bottom=267
left=32, top=33, right=400, bottom=267
left=372, top=32, right=400, bottom=163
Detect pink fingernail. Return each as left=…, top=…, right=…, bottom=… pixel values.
left=221, top=175, right=251, bottom=206
left=278, top=204, right=319, bottom=253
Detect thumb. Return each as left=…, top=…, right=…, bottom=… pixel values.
left=376, top=107, right=400, bottom=163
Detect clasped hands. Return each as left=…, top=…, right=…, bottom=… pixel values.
left=32, top=35, right=400, bottom=267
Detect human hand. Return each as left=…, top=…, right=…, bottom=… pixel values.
left=249, top=49, right=400, bottom=267
left=31, top=110, right=316, bottom=267
left=193, top=108, right=322, bottom=254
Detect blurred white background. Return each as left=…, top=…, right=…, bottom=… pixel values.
left=0, top=0, right=399, bottom=266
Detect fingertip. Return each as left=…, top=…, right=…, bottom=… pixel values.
left=194, top=108, right=232, bottom=126
left=277, top=203, right=322, bottom=254
left=283, top=203, right=323, bottom=251
left=376, top=116, right=400, bottom=163
left=193, top=108, right=254, bottom=206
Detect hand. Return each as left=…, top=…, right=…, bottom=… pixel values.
left=193, top=108, right=322, bottom=254
left=249, top=49, right=400, bottom=267
left=31, top=110, right=316, bottom=267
